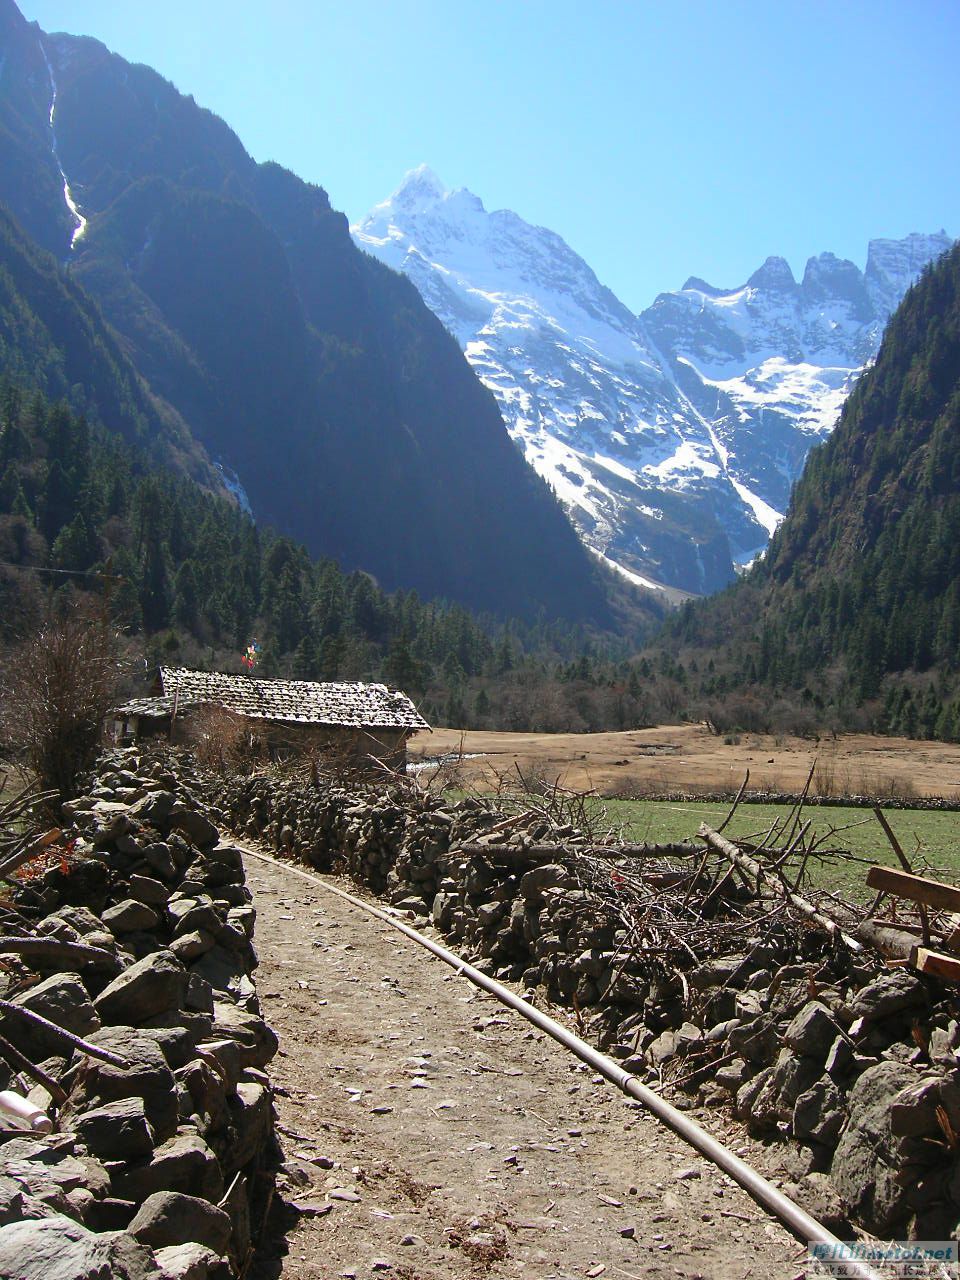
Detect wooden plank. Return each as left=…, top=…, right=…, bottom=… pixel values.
left=910, top=945, right=960, bottom=985
left=865, top=865, right=960, bottom=913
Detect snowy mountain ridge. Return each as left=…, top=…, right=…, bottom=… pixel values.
left=354, top=167, right=951, bottom=595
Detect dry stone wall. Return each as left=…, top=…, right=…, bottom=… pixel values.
left=222, top=768, right=960, bottom=1242
left=0, top=750, right=278, bottom=1280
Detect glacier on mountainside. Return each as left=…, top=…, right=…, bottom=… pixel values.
left=353, top=167, right=952, bottom=595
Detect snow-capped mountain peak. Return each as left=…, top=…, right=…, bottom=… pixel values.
left=354, top=178, right=952, bottom=595
left=747, top=256, right=797, bottom=292
left=393, top=163, right=447, bottom=205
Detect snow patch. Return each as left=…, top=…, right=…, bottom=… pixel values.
left=353, top=171, right=951, bottom=593
left=589, top=547, right=664, bottom=593
left=729, top=479, right=782, bottom=537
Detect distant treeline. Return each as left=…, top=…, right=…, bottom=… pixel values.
left=0, top=379, right=657, bottom=733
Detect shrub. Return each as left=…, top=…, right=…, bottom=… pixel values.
left=0, top=597, right=122, bottom=805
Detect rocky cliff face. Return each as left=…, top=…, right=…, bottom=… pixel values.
left=355, top=168, right=951, bottom=594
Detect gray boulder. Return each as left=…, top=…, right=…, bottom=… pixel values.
left=223, top=1082, right=272, bottom=1171
left=154, top=1242, right=219, bottom=1280
left=102, top=901, right=161, bottom=935
left=0, top=1138, right=109, bottom=1221
left=128, top=1191, right=230, bottom=1253
left=792, top=1078, right=846, bottom=1144
left=167, top=807, right=219, bottom=849
left=210, top=1002, right=278, bottom=1069
left=95, top=952, right=188, bottom=1025
left=889, top=1076, right=960, bottom=1138
left=728, top=1013, right=780, bottom=1065
left=431, top=891, right=455, bottom=930
left=830, top=1060, right=918, bottom=1231
left=111, top=1133, right=223, bottom=1204
left=128, top=791, right=176, bottom=828
left=0, top=1213, right=158, bottom=1279
left=849, top=971, right=928, bottom=1023
left=142, top=844, right=178, bottom=882
left=519, top=864, right=572, bottom=901
left=73, top=1097, right=155, bottom=1161
left=783, top=1001, right=844, bottom=1063
left=170, top=931, right=216, bottom=963
left=769, top=1049, right=824, bottom=1117
left=65, top=1027, right=179, bottom=1143
left=8, top=973, right=100, bottom=1057
left=129, top=876, right=172, bottom=907
left=0, top=1174, right=55, bottom=1226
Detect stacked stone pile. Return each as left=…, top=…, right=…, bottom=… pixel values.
left=221, top=767, right=960, bottom=1240
left=0, top=750, right=277, bottom=1279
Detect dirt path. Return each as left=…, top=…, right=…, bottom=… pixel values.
left=246, top=848, right=810, bottom=1280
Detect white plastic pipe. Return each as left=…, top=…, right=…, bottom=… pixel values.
left=0, top=1089, right=52, bottom=1133
left=242, top=845, right=886, bottom=1280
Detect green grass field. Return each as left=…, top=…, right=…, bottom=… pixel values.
left=595, top=798, right=960, bottom=899
left=443, top=780, right=960, bottom=899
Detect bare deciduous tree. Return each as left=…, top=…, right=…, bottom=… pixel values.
left=0, top=597, right=123, bottom=805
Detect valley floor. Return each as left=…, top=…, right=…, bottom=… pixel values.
left=246, top=848, right=803, bottom=1280
left=410, top=725, right=960, bottom=800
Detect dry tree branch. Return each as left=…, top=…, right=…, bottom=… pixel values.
left=717, top=769, right=750, bottom=835
left=0, top=1030, right=67, bottom=1105
left=0, top=1001, right=130, bottom=1066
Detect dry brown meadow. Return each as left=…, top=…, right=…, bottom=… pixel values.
left=410, top=723, right=960, bottom=799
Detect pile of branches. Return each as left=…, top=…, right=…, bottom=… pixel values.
left=564, top=761, right=960, bottom=1002
left=0, top=776, right=62, bottom=886
left=566, top=766, right=905, bottom=993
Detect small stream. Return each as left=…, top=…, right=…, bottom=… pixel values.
left=39, top=37, right=87, bottom=250
left=407, top=751, right=484, bottom=776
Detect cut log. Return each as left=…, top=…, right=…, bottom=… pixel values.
left=855, top=919, right=921, bottom=961
left=865, top=866, right=960, bottom=913
left=0, top=937, right=119, bottom=971
left=457, top=840, right=700, bottom=861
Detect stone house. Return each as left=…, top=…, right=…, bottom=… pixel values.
left=108, top=667, right=430, bottom=771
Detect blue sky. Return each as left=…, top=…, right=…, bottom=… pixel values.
left=18, top=0, right=958, bottom=312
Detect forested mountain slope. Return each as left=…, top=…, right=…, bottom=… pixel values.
left=0, top=0, right=608, bottom=622
left=664, top=243, right=960, bottom=738
left=0, top=382, right=657, bottom=733
left=0, top=203, right=216, bottom=485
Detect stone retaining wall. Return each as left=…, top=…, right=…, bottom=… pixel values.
left=221, top=767, right=960, bottom=1241
left=0, top=750, right=278, bottom=1280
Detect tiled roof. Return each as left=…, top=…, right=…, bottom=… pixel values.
left=113, top=695, right=185, bottom=719
left=158, top=668, right=430, bottom=731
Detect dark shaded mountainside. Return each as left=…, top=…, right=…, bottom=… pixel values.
left=662, top=242, right=960, bottom=740
left=0, top=201, right=216, bottom=484
left=0, top=0, right=611, bottom=623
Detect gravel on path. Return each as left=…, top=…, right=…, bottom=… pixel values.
left=246, top=849, right=811, bottom=1280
